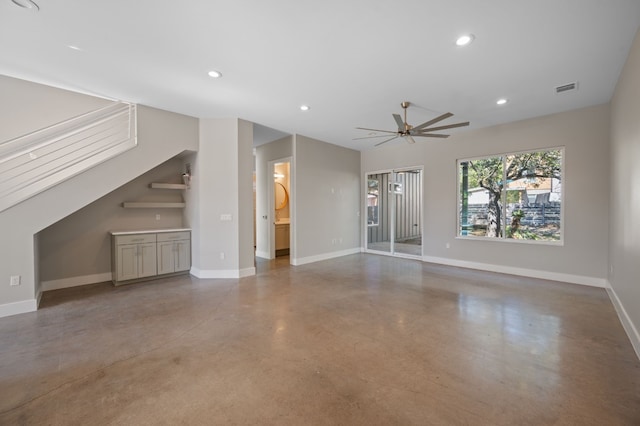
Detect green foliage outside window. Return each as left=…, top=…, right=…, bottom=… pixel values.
left=458, top=148, right=563, bottom=242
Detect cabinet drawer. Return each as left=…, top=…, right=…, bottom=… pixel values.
left=114, top=234, right=157, bottom=245
left=157, top=231, right=190, bottom=242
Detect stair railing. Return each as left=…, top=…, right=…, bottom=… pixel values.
left=0, top=102, right=136, bottom=213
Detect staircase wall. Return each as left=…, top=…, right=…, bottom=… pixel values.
left=0, top=76, right=198, bottom=317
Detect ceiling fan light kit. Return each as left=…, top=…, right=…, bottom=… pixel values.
left=355, top=101, right=470, bottom=147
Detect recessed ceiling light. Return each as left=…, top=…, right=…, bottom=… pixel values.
left=496, top=98, right=508, bottom=105
left=207, top=70, right=222, bottom=78
left=456, top=34, right=475, bottom=47
left=11, top=0, right=39, bottom=10
left=300, top=105, right=310, bottom=111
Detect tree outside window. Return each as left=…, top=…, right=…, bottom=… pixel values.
left=458, top=148, right=563, bottom=242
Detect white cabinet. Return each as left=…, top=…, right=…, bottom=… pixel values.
left=113, top=234, right=157, bottom=282
left=157, top=231, right=191, bottom=275
left=111, top=229, right=191, bottom=285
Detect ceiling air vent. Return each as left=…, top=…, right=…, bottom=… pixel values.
left=555, top=81, right=578, bottom=94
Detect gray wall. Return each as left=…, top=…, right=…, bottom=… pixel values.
left=362, top=103, right=610, bottom=285
left=609, top=28, right=640, bottom=354
left=0, top=75, right=111, bottom=142
left=188, top=118, right=254, bottom=277
left=237, top=119, right=255, bottom=272
left=37, top=158, right=185, bottom=284
left=293, top=135, right=360, bottom=262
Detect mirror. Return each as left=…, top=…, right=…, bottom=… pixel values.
left=275, top=182, right=289, bottom=210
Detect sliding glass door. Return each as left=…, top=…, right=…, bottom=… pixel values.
left=393, top=169, right=422, bottom=256
left=366, top=172, right=392, bottom=253
left=366, top=168, right=422, bottom=258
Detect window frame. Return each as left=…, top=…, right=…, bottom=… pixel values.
left=456, top=146, right=565, bottom=246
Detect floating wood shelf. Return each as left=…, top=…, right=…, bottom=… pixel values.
left=150, top=183, right=187, bottom=190
left=122, top=202, right=186, bottom=209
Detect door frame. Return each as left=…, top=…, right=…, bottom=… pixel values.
left=268, top=157, right=292, bottom=259
left=363, top=166, right=423, bottom=259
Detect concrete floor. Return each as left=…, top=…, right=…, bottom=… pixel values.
left=1, top=254, right=639, bottom=425
left=367, top=241, right=422, bottom=257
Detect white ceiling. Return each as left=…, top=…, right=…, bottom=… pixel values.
left=1, top=0, right=639, bottom=150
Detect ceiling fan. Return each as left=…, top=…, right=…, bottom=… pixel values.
left=355, top=101, right=470, bottom=147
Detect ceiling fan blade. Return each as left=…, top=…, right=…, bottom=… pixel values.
left=392, top=114, right=405, bottom=132
left=355, top=127, right=397, bottom=134
left=414, top=121, right=469, bottom=133
left=374, top=136, right=399, bottom=147
left=353, top=134, right=401, bottom=140
left=405, top=135, right=416, bottom=144
left=412, top=112, right=454, bottom=132
left=413, top=133, right=450, bottom=138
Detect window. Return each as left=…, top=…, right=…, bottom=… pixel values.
left=458, top=148, right=563, bottom=242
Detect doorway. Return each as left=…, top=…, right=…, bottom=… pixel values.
left=270, top=159, right=291, bottom=258
left=365, top=168, right=423, bottom=258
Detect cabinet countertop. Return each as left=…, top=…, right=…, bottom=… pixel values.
left=110, top=228, right=191, bottom=236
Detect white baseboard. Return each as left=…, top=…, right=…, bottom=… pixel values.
left=422, top=255, right=607, bottom=288
left=0, top=299, right=38, bottom=319
left=190, top=266, right=256, bottom=279
left=606, top=281, right=640, bottom=360
left=41, top=272, right=113, bottom=292
left=239, top=267, right=256, bottom=278
left=291, top=248, right=361, bottom=266
left=255, top=250, right=270, bottom=260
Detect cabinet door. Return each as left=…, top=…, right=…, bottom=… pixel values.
left=275, top=224, right=290, bottom=250
left=117, top=244, right=139, bottom=281
left=138, top=242, right=157, bottom=278
left=157, top=241, right=175, bottom=275
left=284, top=226, right=290, bottom=248
left=174, top=240, right=191, bottom=272
left=275, top=225, right=286, bottom=250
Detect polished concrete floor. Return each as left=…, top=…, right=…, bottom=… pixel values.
left=367, top=239, right=423, bottom=257
left=1, top=254, right=639, bottom=425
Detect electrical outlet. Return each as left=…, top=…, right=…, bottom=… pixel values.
left=220, top=252, right=225, bottom=260
left=446, top=243, right=450, bottom=249
left=155, top=214, right=161, bottom=221
left=10, top=275, right=20, bottom=286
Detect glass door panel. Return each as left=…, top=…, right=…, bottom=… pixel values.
left=366, top=172, right=392, bottom=253
left=393, top=169, right=422, bottom=257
